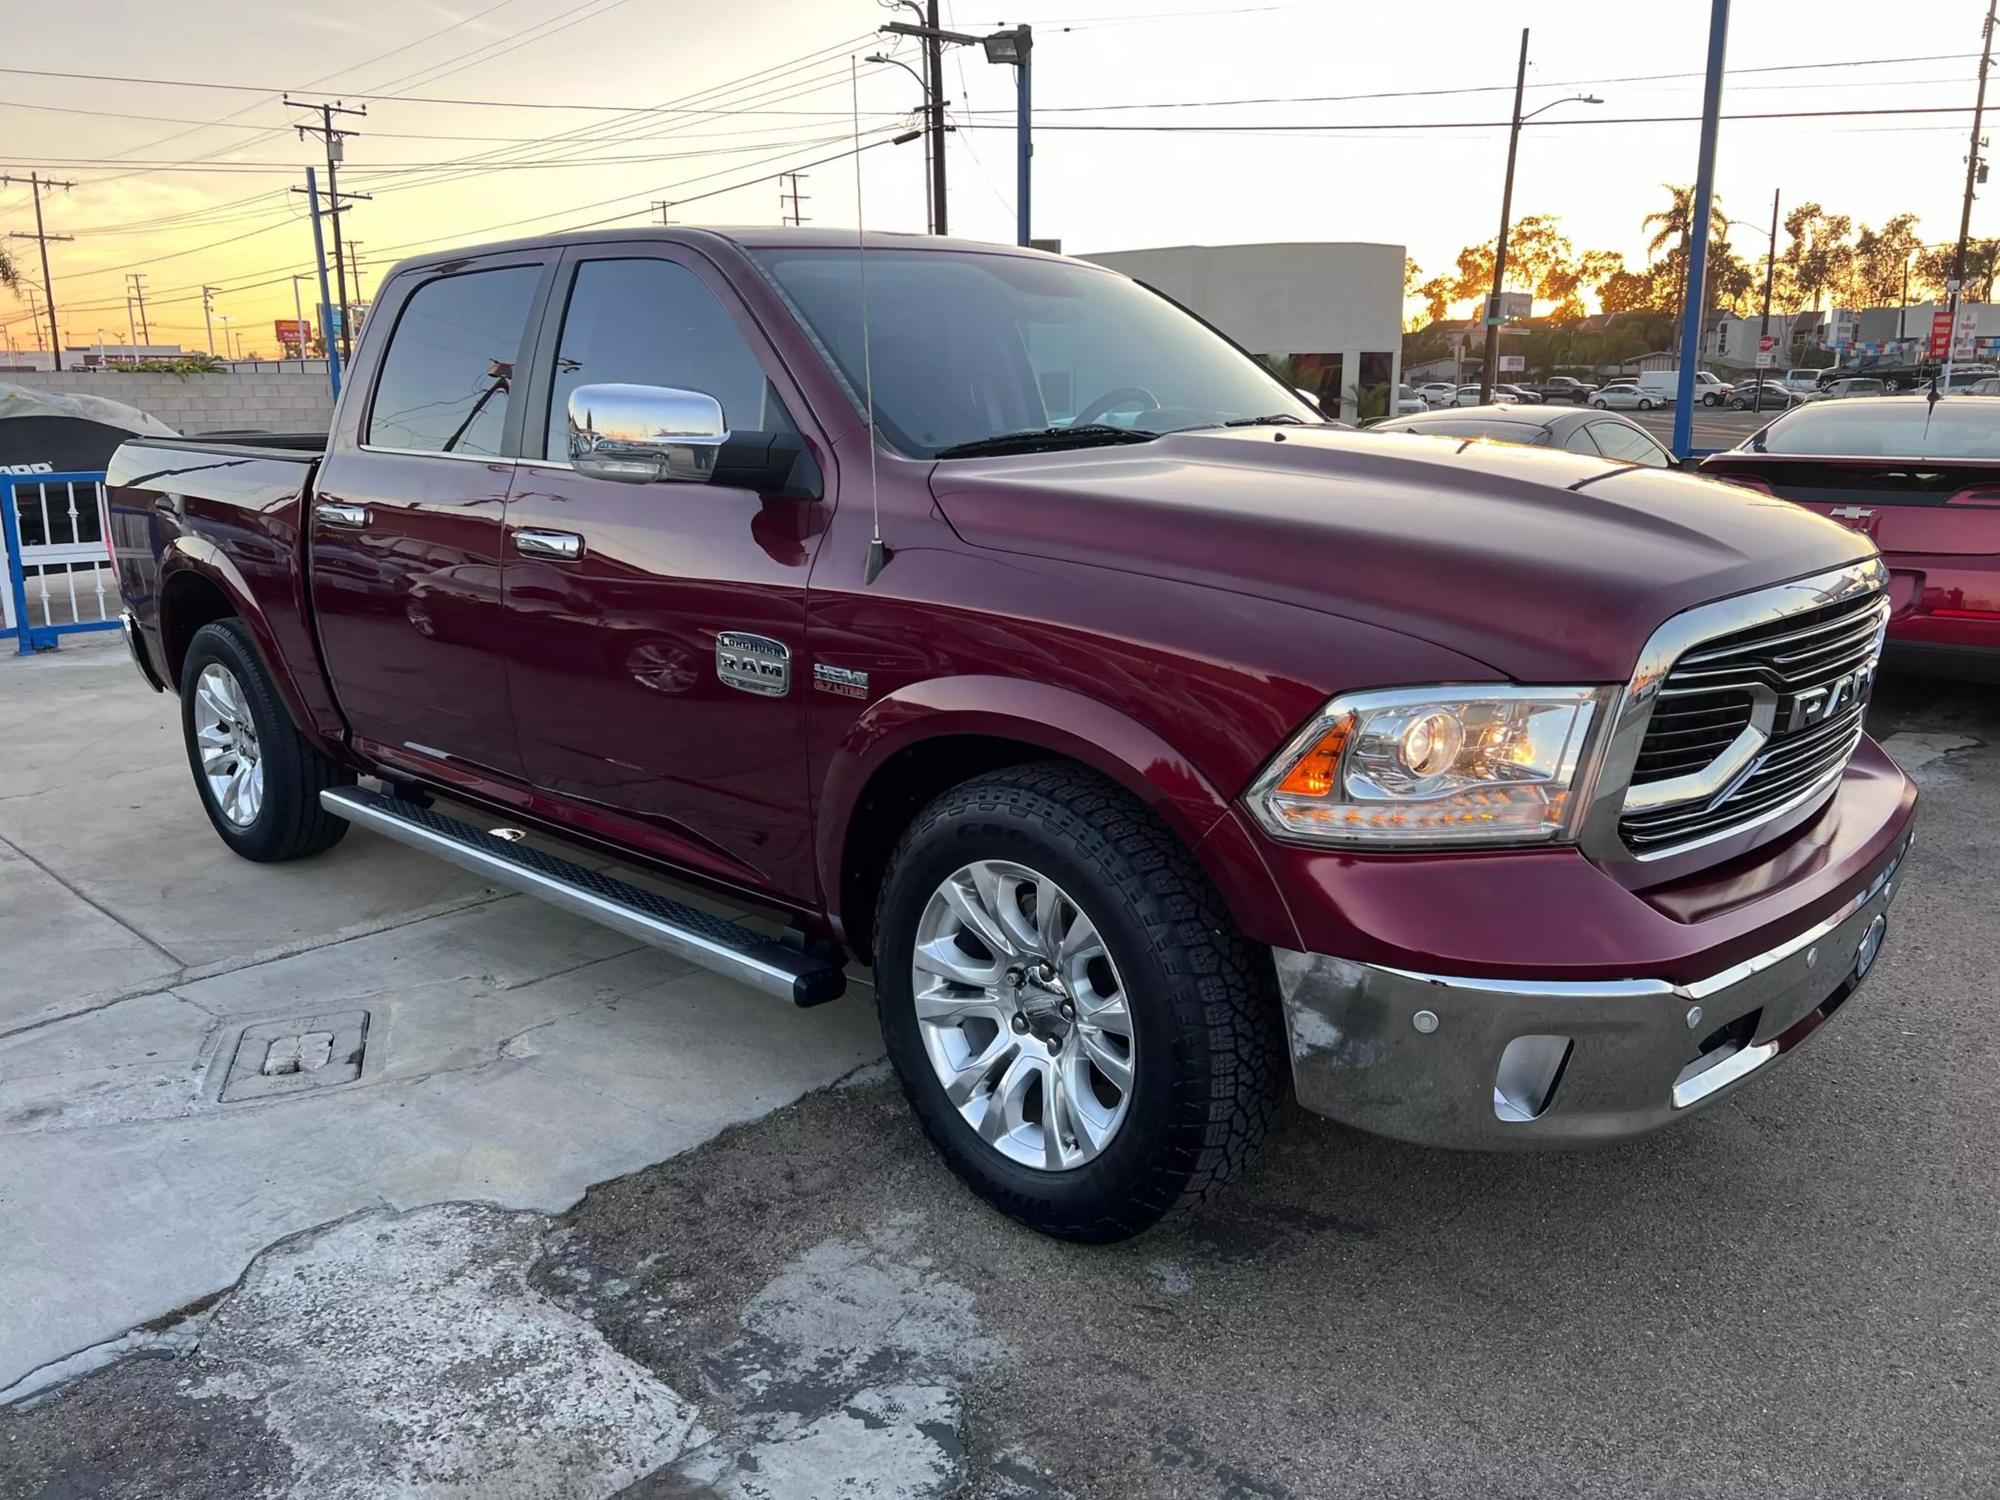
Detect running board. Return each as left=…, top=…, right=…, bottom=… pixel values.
left=319, top=787, right=846, bottom=1008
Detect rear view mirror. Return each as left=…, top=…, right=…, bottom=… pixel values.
left=568, top=382, right=728, bottom=484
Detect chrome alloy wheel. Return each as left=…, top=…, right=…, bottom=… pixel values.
left=911, top=860, right=1136, bottom=1172
left=193, top=663, right=264, bottom=827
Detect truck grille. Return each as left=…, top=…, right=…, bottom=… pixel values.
left=1619, top=588, right=1888, bottom=852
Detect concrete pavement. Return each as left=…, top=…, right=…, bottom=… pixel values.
left=2, top=638, right=1995, bottom=1499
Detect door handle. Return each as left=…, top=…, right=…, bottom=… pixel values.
left=514, top=528, right=584, bottom=561
left=314, top=502, right=370, bottom=529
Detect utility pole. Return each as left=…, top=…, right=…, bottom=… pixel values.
left=1479, top=31, right=1530, bottom=405
left=925, top=0, right=948, bottom=235
left=1671, top=0, right=1729, bottom=460
left=201, top=286, right=218, bottom=357
left=2, top=173, right=77, bottom=371
left=779, top=172, right=810, bottom=226
left=304, top=166, right=342, bottom=397
left=287, top=97, right=367, bottom=363
left=1760, top=188, right=1779, bottom=340
left=127, top=273, right=151, bottom=346
left=651, top=200, right=676, bottom=225
left=1946, top=0, right=1997, bottom=387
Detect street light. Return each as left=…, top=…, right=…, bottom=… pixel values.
left=867, top=52, right=939, bottom=233
left=884, top=18, right=1034, bottom=247
left=1478, top=29, right=1603, bottom=403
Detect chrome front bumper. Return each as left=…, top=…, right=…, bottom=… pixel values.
left=1273, top=833, right=1911, bottom=1149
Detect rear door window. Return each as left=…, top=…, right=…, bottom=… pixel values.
left=1586, top=420, right=1671, bottom=467
left=367, top=266, right=542, bottom=456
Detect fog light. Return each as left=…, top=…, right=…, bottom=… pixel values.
left=1493, top=1034, right=1573, bottom=1122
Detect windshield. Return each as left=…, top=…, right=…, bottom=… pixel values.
left=1751, top=398, right=2000, bottom=457
left=751, top=248, right=1317, bottom=458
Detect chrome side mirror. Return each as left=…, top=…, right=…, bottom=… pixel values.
left=567, top=382, right=729, bottom=484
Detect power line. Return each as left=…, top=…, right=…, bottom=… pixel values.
left=950, top=103, right=1991, bottom=134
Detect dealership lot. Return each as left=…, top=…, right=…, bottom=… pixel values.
left=0, top=635, right=1994, bottom=1499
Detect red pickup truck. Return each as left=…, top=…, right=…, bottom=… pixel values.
left=109, top=228, right=1915, bottom=1242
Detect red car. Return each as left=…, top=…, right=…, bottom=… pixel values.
left=108, top=229, right=1914, bottom=1241
left=1701, top=396, right=2000, bottom=680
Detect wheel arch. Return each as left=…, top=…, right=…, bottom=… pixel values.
left=819, top=677, right=1295, bottom=961
left=156, top=541, right=315, bottom=734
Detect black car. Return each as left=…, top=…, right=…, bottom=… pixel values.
left=1361, top=402, right=1674, bottom=468
left=1726, top=380, right=1798, bottom=411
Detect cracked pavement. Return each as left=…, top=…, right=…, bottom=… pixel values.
left=3, top=639, right=1997, bottom=1498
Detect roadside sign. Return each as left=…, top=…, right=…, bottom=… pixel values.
left=1756, top=351, right=1776, bottom=368
left=1484, top=291, right=1532, bottom=326
left=1930, top=308, right=1955, bottom=360
left=274, top=318, right=311, bottom=346
left=1758, top=334, right=1775, bottom=353
left=1497, top=355, right=1525, bottom=373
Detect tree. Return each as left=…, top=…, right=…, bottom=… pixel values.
left=0, top=246, right=18, bottom=294
left=1913, top=237, right=2000, bottom=301
left=1641, top=183, right=1728, bottom=262
left=1782, top=202, right=1855, bottom=310
left=1848, top=214, right=1924, bottom=308
left=1597, top=267, right=1655, bottom=315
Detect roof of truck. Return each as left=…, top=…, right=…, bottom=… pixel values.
left=387, top=226, right=1061, bottom=278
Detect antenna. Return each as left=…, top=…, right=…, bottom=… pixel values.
left=853, top=56, right=887, bottom=586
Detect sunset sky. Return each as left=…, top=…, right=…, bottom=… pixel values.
left=0, top=0, right=1990, bottom=358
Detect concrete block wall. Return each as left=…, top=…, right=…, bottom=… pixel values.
left=7, top=370, right=334, bottom=435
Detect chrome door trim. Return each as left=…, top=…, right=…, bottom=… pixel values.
left=1577, top=556, right=1888, bottom=872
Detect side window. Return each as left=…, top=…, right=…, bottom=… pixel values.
left=1562, top=424, right=1605, bottom=458
left=368, top=266, right=541, bottom=456
left=546, top=258, right=791, bottom=461
left=1588, top=421, right=1671, bottom=468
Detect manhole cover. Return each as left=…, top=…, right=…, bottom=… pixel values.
left=219, top=1010, right=371, bottom=1103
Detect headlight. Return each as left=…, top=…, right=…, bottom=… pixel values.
left=1247, top=686, right=1607, bottom=846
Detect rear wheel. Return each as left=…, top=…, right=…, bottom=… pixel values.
left=873, top=764, right=1287, bottom=1242
left=1590, top=398, right=1607, bottom=409
left=180, top=619, right=353, bottom=862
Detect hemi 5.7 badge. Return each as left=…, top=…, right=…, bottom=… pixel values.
left=812, top=663, right=870, bottom=699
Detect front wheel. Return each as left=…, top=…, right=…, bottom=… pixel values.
left=181, top=619, right=353, bottom=861
left=1638, top=398, right=1655, bottom=410
left=873, top=764, right=1287, bottom=1242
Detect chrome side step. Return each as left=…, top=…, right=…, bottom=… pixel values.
left=320, top=787, right=846, bottom=1008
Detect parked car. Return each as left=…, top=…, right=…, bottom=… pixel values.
left=108, top=226, right=1915, bottom=1243
left=1808, top=377, right=1891, bottom=402
left=1702, top=395, right=2000, bottom=681
left=1393, top=383, right=1428, bottom=415
left=1531, top=375, right=1599, bottom=404
left=1446, top=383, right=1519, bottom=407
left=1492, top=383, right=1540, bottom=404
left=1726, top=380, right=1799, bottom=412
left=1631, top=369, right=1733, bottom=407
left=1928, top=367, right=1999, bottom=395
left=1589, top=384, right=1664, bottom=411
left=1781, top=367, right=1830, bottom=396
left=1415, top=381, right=1460, bottom=408
left=1964, top=377, right=2000, bottom=396
left=1365, top=403, right=1673, bottom=468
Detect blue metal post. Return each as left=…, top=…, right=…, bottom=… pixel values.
left=306, top=166, right=343, bottom=399
left=1673, top=0, right=1730, bottom=459
left=1015, top=27, right=1032, bottom=247
left=1, top=477, right=34, bottom=654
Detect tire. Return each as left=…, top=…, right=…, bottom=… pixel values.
left=180, top=618, right=353, bottom=862
left=1638, top=398, right=1655, bottom=411
left=1729, top=398, right=1746, bottom=411
left=873, top=763, right=1287, bottom=1243
left=1590, top=398, right=1606, bottom=409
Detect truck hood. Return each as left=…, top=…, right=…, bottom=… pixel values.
left=927, top=426, right=1877, bottom=682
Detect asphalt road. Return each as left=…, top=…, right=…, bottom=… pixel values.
left=1626, top=401, right=1771, bottom=452
left=1, top=653, right=1994, bottom=1499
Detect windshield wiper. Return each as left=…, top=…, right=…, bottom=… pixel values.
left=933, top=424, right=1162, bottom=460
left=1220, top=413, right=1309, bottom=427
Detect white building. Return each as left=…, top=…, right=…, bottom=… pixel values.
left=1083, top=242, right=1407, bottom=420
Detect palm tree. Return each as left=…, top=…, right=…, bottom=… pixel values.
left=1643, top=184, right=1729, bottom=317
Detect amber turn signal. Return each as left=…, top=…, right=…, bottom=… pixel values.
left=1276, top=719, right=1350, bottom=797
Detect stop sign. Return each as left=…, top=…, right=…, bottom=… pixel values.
left=1758, top=334, right=1776, bottom=353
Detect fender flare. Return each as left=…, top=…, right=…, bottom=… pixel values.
left=815, top=675, right=1297, bottom=948
left=156, top=538, right=317, bottom=734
